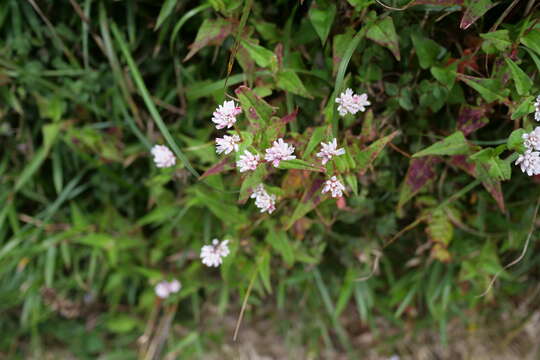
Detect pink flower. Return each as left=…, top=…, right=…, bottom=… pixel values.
left=151, top=145, right=176, bottom=168
left=264, top=138, right=296, bottom=167
left=200, top=239, right=230, bottom=267
left=515, top=150, right=540, bottom=176
left=237, top=150, right=260, bottom=172
left=522, top=127, right=540, bottom=151
left=215, top=134, right=241, bottom=155
left=155, top=279, right=181, bottom=298
left=322, top=176, right=346, bottom=198
left=212, top=101, right=242, bottom=129
left=316, top=138, right=346, bottom=165
left=335, top=88, right=370, bottom=116
left=250, top=184, right=276, bottom=214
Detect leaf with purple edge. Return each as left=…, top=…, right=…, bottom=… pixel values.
left=356, top=131, right=400, bottom=175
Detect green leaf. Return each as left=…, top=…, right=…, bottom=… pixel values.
left=266, top=230, right=294, bottom=266
left=184, top=18, right=234, bottom=61
left=345, top=173, right=358, bottom=195
left=507, top=129, right=526, bottom=152
left=521, top=29, right=540, bottom=56
left=14, top=123, right=61, bottom=192
left=106, top=315, right=139, bottom=333
left=366, top=16, right=400, bottom=60
left=308, top=1, right=336, bottom=45
left=356, top=131, right=399, bottom=174
left=511, top=96, right=535, bottom=120
left=276, top=69, right=313, bottom=99
left=460, top=0, right=495, bottom=30
left=235, top=85, right=276, bottom=126
left=332, top=29, right=355, bottom=75
left=430, top=63, right=457, bottom=88
left=36, top=95, right=66, bottom=122
left=411, top=33, right=445, bottom=69
left=426, top=208, right=453, bottom=246
left=285, top=181, right=324, bottom=230
left=480, top=30, right=511, bottom=54
left=413, top=131, right=469, bottom=157
left=240, top=40, right=277, bottom=70
left=505, top=58, right=533, bottom=96
left=487, top=157, right=511, bottom=181
left=524, top=48, right=540, bottom=74
left=155, top=0, right=178, bottom=30
left=461, top=76, right=507, bottom=103
left=303, top=127, right=329, bottom=158
left=278, top=159, right=324, bottom=172
left=193, top=187, right=246, bottom=225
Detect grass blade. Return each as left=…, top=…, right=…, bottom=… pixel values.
left=110, top=22, right=200, bottom=178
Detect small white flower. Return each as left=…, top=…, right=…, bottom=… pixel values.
left=322, top=176, right=346, bottom=198
left=250, top=184, right=276, bottom=214
left=534, top=95, right=540, bottom=122
left=522, top=127, right=540, bottom=151
left=151, top=145, right=176, bottom=168
left=335, top=88, right=370, bottom=116
left=155, top=279, right=182, bottom=298
left=212, top=100, right=242, bottom=129
left=250, top=184, right=266, bottom=199
left=216, top=134, right=241, bottom=155
left=515, top=149, right=540, bottom=176
left=264, top=138, right=296, bottom=167
left=201, top=239, right=230, bottom=267
left=316, top=138, right=346, bottom=165
left=155, top=282, right=170, bottom=298
left=168, top=279, right=181, bottom=293
left=237, top=150, right=260, bottom=172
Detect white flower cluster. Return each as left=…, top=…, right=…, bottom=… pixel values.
left=212, top=100, right=242, bottom=129
left=216, top=134, right=241, bottom=155
left=264, top=138, right=296, bottom=167
left=516, top=125, right=540, bottom=176
left=155, top=279, right=181, bottom=299
left=250, top=184, right=276, bottom=214
left=315, top=138, right=346, bottom=198
left=151, top=144, right=176, bottom=168
left=322, top=176, right=346, bottom=198
left=515, top=97, right=540, bottom=177
left=316, top=138, right=345, bottom=165
left=200, top=239, right=230, bottom=267
left=237, top=150, right=260, bottom=172
left=335, top=88, right=370, bottom=116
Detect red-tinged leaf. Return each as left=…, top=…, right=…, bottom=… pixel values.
left=460, top=0, right=497, bottom=30
left=366, top=17, right=400, bottom=61
left=451, top=155, right=475, bottom=175
left=457, top=106, right=489, bottom=136
left=235, top=86, right=276, bottom=126
left=336, top=197, right=347, bottom=209
left=184, top=19, right=234, bottom=61
left=200, top=157, right=233, bottom=179
left=280, top=109, right=298, bottom=125
left=274, top=43, right=283, bottom=69
left=397, top=157, right=440, bottom=210
left=356, top=131, right=400, bottom=175
left=450, top=156, right=505, bottom=212
left=481, top=179, right=505, bottom=213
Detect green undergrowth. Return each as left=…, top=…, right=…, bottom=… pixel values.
left=1, top=0, right=540, bottom=358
